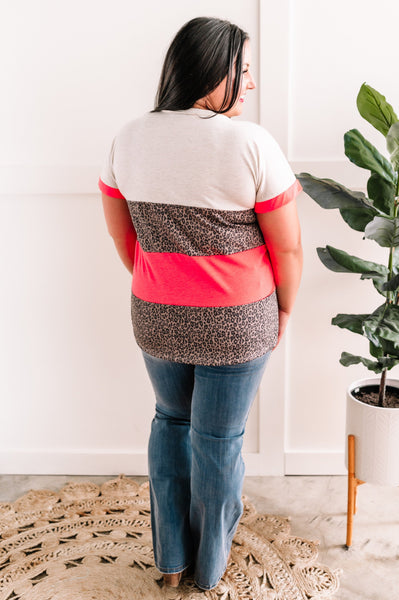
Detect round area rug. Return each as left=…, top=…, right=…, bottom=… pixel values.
left=0, top=475, right=341, bottom=600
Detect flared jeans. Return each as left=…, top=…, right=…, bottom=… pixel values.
left=142, top=350, right=271, bottom=590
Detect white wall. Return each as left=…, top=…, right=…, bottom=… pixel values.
left=1, top=0, right=259, bottom=194
left=275, top=0, right=399, bottom=473
left=0, top=0, right=264, bottom=476
left=1, top=0, right=399, bottom=476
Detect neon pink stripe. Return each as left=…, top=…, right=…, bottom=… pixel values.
left=255, top=179, right=302, bottom=213
left=132, top=243, right=275, bottom=307
left=98, top=178, right=126, bottom=200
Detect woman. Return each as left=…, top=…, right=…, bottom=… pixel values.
left=99, top=16, right=302, bottom=591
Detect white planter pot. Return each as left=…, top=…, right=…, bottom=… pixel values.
left=345, top=377, right=399, bottom=486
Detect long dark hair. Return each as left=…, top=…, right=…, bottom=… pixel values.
left=153, top=17, right=249, bottom=114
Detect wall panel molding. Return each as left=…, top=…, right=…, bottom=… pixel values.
left=0, top=161, right=367, bottom=196
left=259, top=0, right=291, bottom=154
left=0, top=166, right=100, bottom=195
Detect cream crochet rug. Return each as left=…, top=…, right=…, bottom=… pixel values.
left=0, top=475, right=341, bottom=600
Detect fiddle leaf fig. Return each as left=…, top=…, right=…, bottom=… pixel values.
left=357, top=83, right=398, bottom=136
left=386, top=121, right=399, bottom=171
left=344, top=129, right=396, bottom=184
left=297, top=85, right=399, bottom=404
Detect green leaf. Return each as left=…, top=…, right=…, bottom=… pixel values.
left=386, top=121, right=399, bottom=171
left=366, top=276, right=389, bottom=298
left=318, top=246, right=388, bottom=297
left=333, top=307, right=399, bottom=356
left=357, top=83, right=398, bottom=136
left=372, top=281, right=389, bottom=298
left=296, top=173, right=380, bottom=232
left=370, top=341, right=383, bottom=358
left=317, top=245, right=387, bottom=276
left=379, top=356, right=399, bottom=368
left=361, top=304, right=386, bottom=346
left=297, top=173, right=375, bottom=210
left=382, top=273, right=399, bottom=291
left=367, top=173, right=396, bottom=216
left=331, top=313, right=368, bottom=335
left=381, top=339, right=399, bottom=357
left=339, top=351, right=399, bottom=373
left=364, top=216, right=399, bottom=247
left=339, top=207, right=379, bottom=231
left=344, top=129, right=396, bottom=184
left=362, top=304, right=399, bottom=352
left=393, top=247, right=399, bottom=270
left=339, top=352, right=384, bottom=372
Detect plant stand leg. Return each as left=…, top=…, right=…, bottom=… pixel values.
left=354, top=478, right=359, bottom=515
left=346, top=434, right=365, bottom=548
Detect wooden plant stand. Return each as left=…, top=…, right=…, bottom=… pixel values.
left=346, top=434, right=365, bottom=548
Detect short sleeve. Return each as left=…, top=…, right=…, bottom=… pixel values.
left=253, top=128, right=302, bottom=213
left=98, top=138, right=126, bottom=200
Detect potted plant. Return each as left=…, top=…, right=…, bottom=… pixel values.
left=297, top=83, right=399, bottom=492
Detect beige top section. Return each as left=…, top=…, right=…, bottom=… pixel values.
left=101, top=108, right=296, bottom=212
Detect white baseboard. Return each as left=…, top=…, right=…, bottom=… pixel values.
left=0, top=450, right=347, bottom=477
left=0, top=450, right=149, bottom=476
left=0, top=451, right=276, bottom=477
left=285, top=451, right=347, bottom=475
left=244, top=453, right=284, bottom=476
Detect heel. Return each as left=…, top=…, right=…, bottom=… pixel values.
left=163, top=571, right=183, bottom=588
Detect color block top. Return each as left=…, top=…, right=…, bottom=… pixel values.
left=99, top=108, right=302, bottom=365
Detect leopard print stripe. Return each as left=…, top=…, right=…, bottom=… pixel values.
left=127, top=201, right=264, bottom=256
left=131, top=292, right=278, bottom=366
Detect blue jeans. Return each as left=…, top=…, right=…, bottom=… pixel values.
left=143, top=350, right=271, bottom=590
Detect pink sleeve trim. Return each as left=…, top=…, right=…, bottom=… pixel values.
left=98, top=178, right=126, bottom=200
left=255, top=179, right=302, bottom=214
